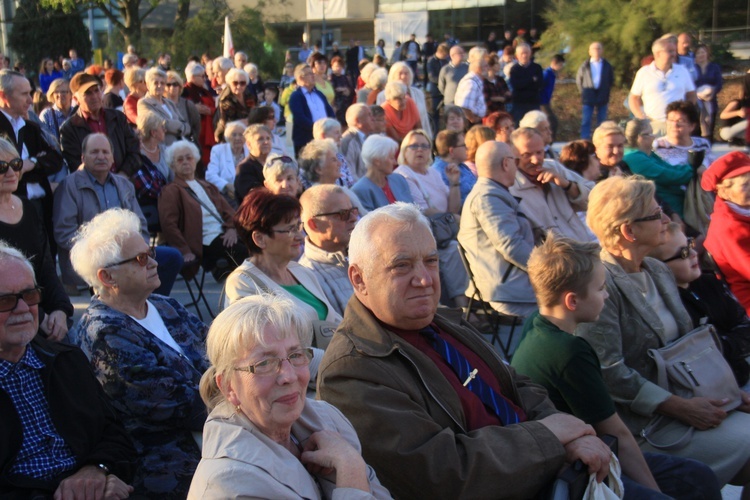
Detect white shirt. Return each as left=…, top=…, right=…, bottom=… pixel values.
left=302, top=87, right=327, bottom=123
left=630, top=62, right=695, bottom=122
left=130, top=300, right=184, bottom=355
left=590, top=59, right=602, bottom=89
left=186, top=179, right=223, bottom=245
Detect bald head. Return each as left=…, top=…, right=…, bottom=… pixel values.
left=476, top=140, right=516, bottom=187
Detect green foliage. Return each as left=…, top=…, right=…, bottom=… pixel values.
left=8, top=0, right=92, bottom=69
left=172, top=1, right=287, bottom=80
left=538, top=0, right=698, bottom=87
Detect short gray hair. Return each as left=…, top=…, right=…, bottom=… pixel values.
left=298, top=139, right=337, bottom=183
left=312, top=117, right=341, bottom=140
left=122, top=53, right=139, bottom=66
left=361, top=134, right=399, bottom=170
left=70, top=208, right=142, bottom=294
left=384, top=81, right=407, bottom=101
left=388, top=62, right=413, bottom=86
left=243, top=123, right=271, bottom=142
left=165, top=140, right=200, bottom=168
left=0, top=70, right=24, bottom=95
left=185, top=62, right=205, bottom=80
left=137, top=111, right=165, bottom=140
left=360, top=63, right=377, bottom=86
left=224, top=120, right=247, bottom=141
left=367, top=67, right=388, bottom=90
left=511, top=127, right=542, bottom=146
left=346, top=103, right=368, bottom=128
left=468, top=46, right=488, bottom=65
left=519, top=110, right=548, bottom=129
left=145, top=67, right=167, bottom=86
left=263, top=154, right=299, bottom=181
left=0, top=240, right=35, bottom=282
left=300, top=184, right=346, bottom=221
left=200, top=294, right=312, bottom=411
left=243, top=63, right=258, bottom=77
left=124, top=67, right=145, bottom=88
left=213, top=57, right=233, bottom=75
left=225, top=68, right=249, bottom=85
left=349, top=202, right=433, bottom=276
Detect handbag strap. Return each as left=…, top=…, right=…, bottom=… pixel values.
left=647, top=348, right=670, bottom=391
left=640, top=415, right=694, bottom=451
left=185, top=185, right=224, bottom=225
left=240, top=268, right=274, bottom=295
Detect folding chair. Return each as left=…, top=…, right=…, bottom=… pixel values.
left=457, top=242, right=521, bottom=360
left=182, top=263, right=215, bottom=322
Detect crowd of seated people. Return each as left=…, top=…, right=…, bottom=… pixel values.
left=7, top=31, right=750, bottom=500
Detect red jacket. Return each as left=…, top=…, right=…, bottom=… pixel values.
left=705, top=196, right=750, bottom=316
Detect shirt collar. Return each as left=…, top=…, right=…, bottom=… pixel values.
left=0, top=346, right=44, bottom=379
left=0, top=108, right=24, bottom=129
left=85, top=167, right=112, bottom=186
left=81, top=107, right=103, bottom=121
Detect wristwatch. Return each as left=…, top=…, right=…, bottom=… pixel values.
left=29, top=157, right=37, bottom=166
left=95, top=463, right=110, bottom=475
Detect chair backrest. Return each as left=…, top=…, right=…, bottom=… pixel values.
left=457, top=241, right=483, bottom=302
left=140, top=203, right=162, bottom=236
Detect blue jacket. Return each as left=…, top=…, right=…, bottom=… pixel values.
left=289, top=86, right=334, bottom=154
left=352, top=174, right=413, bottom=212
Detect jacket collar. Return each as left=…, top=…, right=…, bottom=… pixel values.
left=303, top=238, right=347, bottom=267
left=600, top=250, right=692, bottom=343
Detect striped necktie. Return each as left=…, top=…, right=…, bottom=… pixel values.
left=421, top=325, right=520, bottom=425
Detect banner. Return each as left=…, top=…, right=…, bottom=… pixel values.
left=306, top=0, right=347, bottom=20
left=223, top=16, right=234, bottom=58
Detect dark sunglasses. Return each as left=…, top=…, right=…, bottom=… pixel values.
left=632, top=206, right=664, bottom=223
left=106, top=248, right=156, bottom=268
left=165, top=82, right=181, bottom=88
left=0, top=287, right=42, bottom=313
left=662, top=237, right=696, bottom=263
left=0, top=158, right=24, bottom=175
left=314, top=207, right=359, bottom=221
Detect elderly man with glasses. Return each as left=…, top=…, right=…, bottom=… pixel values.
left=299, top=184, right=359, bottom=316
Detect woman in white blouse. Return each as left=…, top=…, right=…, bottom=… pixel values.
left=205, top=121, right=248, bottom=207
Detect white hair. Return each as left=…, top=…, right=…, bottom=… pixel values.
left=122, top=53, right=139, bottom=67
left=313, top=118, right=341, bottom=140
left=388, top=62, right=414, bottom=87
left=361, top=134, right=398, bottom=170
left=225, top=68, right=249, bottom=84
left=223, top=120, right=247, bottom=141
left=165, top=140, right=200, bottom=168
left=298, top=139, right=337, bottom=183
left=185, top=62, right=205, bottom=80
left=467, top=46, right=488, bottom=65
left=349, top=202, right=433, bottom=275
left=243, top=63, right=258, bottom=77
left=367, top=67, right=388, bottom=90
left=359, top=63, right=377, bottom=86
left=385, top=81, right=407, bottom=101
left=346, top=103, right=368, bottom=128
left=213, top=57, right=233, bottom=75
left=0, top=240, right=35, bottom=281
left=70, top=209, right=142, bottom=294
left=519, top=110, right=549, bottom=129
left=263, top=154, right=299, bottom=181
left=145, top=67, right=167, bottom=86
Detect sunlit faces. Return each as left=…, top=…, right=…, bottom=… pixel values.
left=147, top=75, right=166, bottom=99
left=495, top=119, right=514, bottom=144
left=582, top=154, right=602, bottom=182
left=352, top=221, right=440, bottom=331
left=222, top=324, right=309, bottom=438
left=228, top=127, right=245, bottom=150
left=105, top=232, right=160, bottom=295
left=536, top=121, right=552, bottom=145
left=82, top=135, right=114, bottom=177
left=318, top=149, right=342, bottom=184
left=265, top=168, right=300, bottom=197
left=572, top=261, right=608, bottom=323
left=718, top=172, right=750, bottom=209
left=0, top=150, right=20, bottom=192
left=1, top=76, right=32, bottom=119
left=445, top=112, right=464, bottom=133
left=266, top=218, right=305, bottom=261
left=247, top=130, right=272, bottom=158
left=515, top=133, right=545, bottom=177
left=629, top=200, right=669, bottom=248
left=171, top=149, right=198, bottom=179
left=666, top=110, right=696, bottom=146
left=311, top=192, right=357, bottom=247
left=403, top=134, right=431, bottom=170
left=0, top=259, right=39, bottom=363
left=595, top=133, right=625, bottom=168
left=659, top=230, right=700, bottom=286
left=78, top=84, right=103, bottom=115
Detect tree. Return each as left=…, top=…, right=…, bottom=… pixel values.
left=39, top=0, right=188, bottom=49
left=173, top=1, right=287, bottom=79
left=8, top=0, right=91, bottom=70
left=538, top=0, right=696, bottom=86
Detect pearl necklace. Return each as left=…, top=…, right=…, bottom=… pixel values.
left=141, top=142, right=158, bottom=154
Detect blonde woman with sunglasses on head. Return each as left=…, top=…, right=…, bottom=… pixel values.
left=69, top=207, right=210, bottom=498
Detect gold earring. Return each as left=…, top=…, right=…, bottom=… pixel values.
left=235, top=404, right=242, bottom=414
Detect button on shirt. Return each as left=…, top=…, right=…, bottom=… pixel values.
left=0, top=348, right=76, bottom=480
left=302, top=87, right=328, bottom=123
left=630, top=62, right=695, bottom=122
left=86, top=169, right=121, bottom=210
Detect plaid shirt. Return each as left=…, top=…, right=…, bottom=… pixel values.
left=455, top=72, right=487, bottom=119
left=131, top=155, right=168, bottom=202
left=0, top=348, right=76, bottom=480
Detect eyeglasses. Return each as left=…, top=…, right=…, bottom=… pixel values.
left=667, top=119, right=689, bottom=127
left=632, top=206, right=664, bottom=223
left=272, top=220, right=304, bottom=235
left=504, top=156, right=520, bottom=167
left=234, top=348, right=314, bottom=376
left=0, top=158, right=23, bottom=175
left=105, top=248, right=156, bottom=268
left=230, top=81, right=248, bottom=86
left=165, top=82, right=181, bottom=88
left=662, top=237, right=696, bottom=263
left=314, top=207, right=359, bottom=221
left=406, top=144, right=431, bottom=150
left=0, top=287, right=42, bottom=312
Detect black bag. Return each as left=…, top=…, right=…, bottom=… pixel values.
left=429, top=212, right=459, bottom=249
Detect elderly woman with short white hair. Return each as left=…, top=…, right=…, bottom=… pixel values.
left=376, top=61, right=432, bottom=137
left=351, top=134, right=412, bottom=213
left=381, top=81, right=420, bottom=145
left=206, top=121, right=247, bottom=206
left=137, top=67, right=191, bottom=145
left=313, top=117, right=355, bottom=188
left=235, top=123, right=273, bottom=201
left=188, top=294, right=390, bottom=499
left=356, top=63, right=379, bottom=104
left=263, top=154, right=301, bottom=197
left=70, top=208, right=209, bottom=498
left=159, top=140, right=247, bottom=281
left=215, top=67, right=251, bottom=142
left=298, top=139, right=342, bottom=187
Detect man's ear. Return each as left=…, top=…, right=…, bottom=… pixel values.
left=349, top=264, right=367, bottom=295
left=306, top=217, right=320, bottom=232
left=0, top=90, right=8, bottom=107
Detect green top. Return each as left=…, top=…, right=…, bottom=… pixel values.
left=280, top=284, right=328, bottom=321
left=622, top=147, right=694, bottom=218
left=511, top=311, right=615, bottom=425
